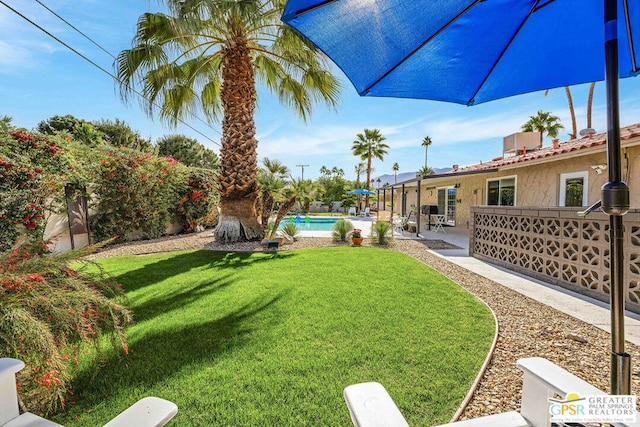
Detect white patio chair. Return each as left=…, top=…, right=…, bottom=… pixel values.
left=433, top=214, right=447, bottom=233
left=348, top=207, right=357, bottom=216
left=343, top=356, right=640, bottom=427
left=392, top=216, right=406, bottom=235
left=1, top=358, right=177, bottom=427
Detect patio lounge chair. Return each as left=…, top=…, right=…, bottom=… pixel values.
left=348, top=207, right=357, bottom=216
left=1, top=358, right=178, bottom=427
left=343, top=357, right=640, bottom=427
left=360, top=207, right=370, bottom=217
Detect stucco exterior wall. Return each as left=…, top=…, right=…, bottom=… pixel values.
left=382, top=141, right=640, bottom=231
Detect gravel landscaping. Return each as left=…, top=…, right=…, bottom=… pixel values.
left=86, top=232, right=640, bottom=422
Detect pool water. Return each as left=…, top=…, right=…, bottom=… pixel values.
left=279, top=216, right=339, bottom=231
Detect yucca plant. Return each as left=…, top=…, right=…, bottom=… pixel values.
left=332, top=219, right=353, bottom=242
left=280, top=223, right=300, bottom=241
left=371, top=220, right=393, bottom=245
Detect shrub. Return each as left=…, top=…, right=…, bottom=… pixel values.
left=0, top=130, right=70, bottom=252
left=176, top=168, right=218, bottom=232
left=371, top=220, right=393, bottom=245
left=0, top=240, right=132, bottom=415
left=89, top=150, right=188, bottom=241
left=280, top=223, right=300, bottom=241
left=332, top=219, right=353, bottom=242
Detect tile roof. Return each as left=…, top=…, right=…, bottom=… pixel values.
left=453, top=122, right=640, bottom=174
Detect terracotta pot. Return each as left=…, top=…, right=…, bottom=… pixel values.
left=351, top=237, right=364, bottom=245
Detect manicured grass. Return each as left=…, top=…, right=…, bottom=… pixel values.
left=54, top=247, right=494, bottom=426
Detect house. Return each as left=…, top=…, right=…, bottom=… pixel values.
left=379, top=123, right=640, bottom=313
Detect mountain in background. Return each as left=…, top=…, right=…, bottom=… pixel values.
left=372, top=168, right=452, bottom=188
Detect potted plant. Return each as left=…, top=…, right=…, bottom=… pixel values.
left=351, top=228, right=364, bottom=245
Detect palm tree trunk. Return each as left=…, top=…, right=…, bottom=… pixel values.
left=565, top=86, right=577, bottom=139
left=587, top=82, right=596, bottom=129
left=261, top=190, right=274, bottom=227
left=365, top=156, right=372, bottom=207
left=270, top=197, right=297, bottom=238
left=215, top=38, right=262, bottom=242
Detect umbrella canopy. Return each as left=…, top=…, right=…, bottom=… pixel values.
left=348, top=189, right=376, bottom=195
left=283, top=0, right=638, bottom=105
left=283, top=0, right=639, bottom=396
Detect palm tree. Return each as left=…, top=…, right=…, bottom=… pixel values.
left=564, top=87, right=577, bottom=139
left=521, top=110, right=564, bottom=147
left=352, top=129, right=389, bottom=207
left=257, top=158, right=289, bottom=227
left=354, top=162, right=366, bottom=188
left=421, top=136, right=432, bottom=168
left=116, top=1, right=340, bottom=242
left=392, top=162, right=399, bottom=183
left=270, top=177, right=313, bottom=236
left=0, top=115, right=13, bottom=132
left=587, top=82, right=596, bottom=129
left=417, top=166, right=435, bottom=177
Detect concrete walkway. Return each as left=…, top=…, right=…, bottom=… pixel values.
left=413, top=225, right=640, bottom=346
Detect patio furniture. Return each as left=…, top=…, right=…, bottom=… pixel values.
left=392, top=216, right=406, bottom=235
left=1, top=358, right=177, bottom=427
left=348, top=207, right=357, bottom=216
left=360, top=207, right=370, bottom=217
left=343, top=356, right=640, bottom=427
left=432, top=214, right=447, bottom=233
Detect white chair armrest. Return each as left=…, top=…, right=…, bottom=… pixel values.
left=1, top=359, right=26, bottom=425
left=3, top=412, right=63, bottom=427
left=103, top=397, right=177, bottom=427
left=343, top=382, right=409, bottom=427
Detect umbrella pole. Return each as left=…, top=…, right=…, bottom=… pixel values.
left=603, top=0, right=631, bottom=396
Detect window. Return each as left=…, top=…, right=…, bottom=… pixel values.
left=559, top=171, right=588, bottom=207
left=487, top=176, right=516, bottom=206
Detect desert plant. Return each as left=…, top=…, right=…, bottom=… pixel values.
left=280, top=223, right=300, bottom=241
left=332, top=219, right=353, bottom=242
left=371, top=220, right=393, bottom=245
left=0, top=240, right=132, bottom=415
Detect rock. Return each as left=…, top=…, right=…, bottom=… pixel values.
left=565, top=333, right=588, bottom=343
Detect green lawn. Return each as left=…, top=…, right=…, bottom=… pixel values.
left=54, top=247, right=494, bottom=426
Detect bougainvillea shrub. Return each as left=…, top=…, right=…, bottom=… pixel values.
left=89, top=151, right=189, bottom=241
left=176, top=168, right=218, bottom=232
left=0, top=131, right=70, bottom=252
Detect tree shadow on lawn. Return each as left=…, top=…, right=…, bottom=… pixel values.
left=63, top=291, right=288, bottom=419
left=108, top=250, right=296, bottom=293
left=131, top=275, right=236, bottom=322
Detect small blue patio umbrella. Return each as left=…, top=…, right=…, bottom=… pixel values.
left=282, top=0, right=639, bottom=395
left=348, top=189, right=376, bottom=195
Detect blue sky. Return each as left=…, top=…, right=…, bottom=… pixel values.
left=2, top=1, right=640, bottom=181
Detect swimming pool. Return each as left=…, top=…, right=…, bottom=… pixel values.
left=279, top=216, right=339, bottom=231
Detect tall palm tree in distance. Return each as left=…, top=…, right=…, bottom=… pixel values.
left=587, top=82, right=596, bottom=129
left=392, top=162, right=399, bottom=183
left=421, top=136, right=432, bottom=169
left=116, top=0, right=341, bottom=242
left=522, top=110, right=564, bottom=147
left=352, top=129, right=389, bottom=207
left=354, top=162, right=366, bottom=188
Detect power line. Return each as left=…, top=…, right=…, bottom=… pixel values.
left=0, top=0, right=222, bottom=148
left=34, top=0, right=115, bottom=59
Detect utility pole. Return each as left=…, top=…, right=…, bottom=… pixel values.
left=296, top=164, right=309, bottom=180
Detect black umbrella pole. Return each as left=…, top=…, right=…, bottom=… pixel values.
left=604, top=0, right=631, bottom=396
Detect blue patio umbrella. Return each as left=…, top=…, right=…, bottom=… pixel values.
left=348, top=189, right=376, bottom=195
left=282, top=0, right=639, bottom=395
